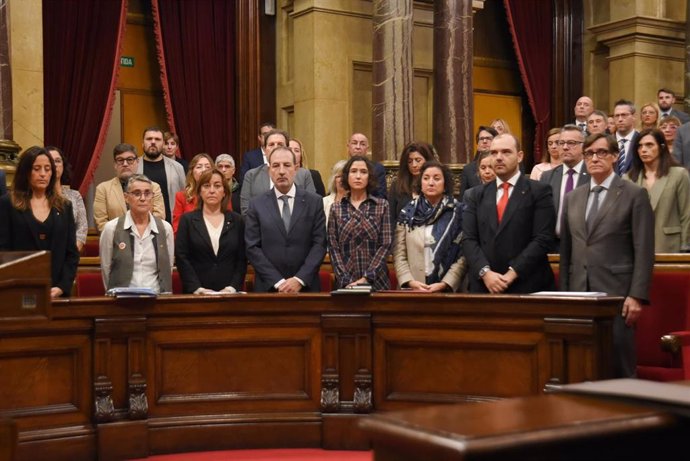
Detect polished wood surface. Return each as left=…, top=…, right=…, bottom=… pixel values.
left=361, top=388, right=690, bottom=461
left=1, top=292, right=621, bottom=460
left=0, top=251, right=51, bottom=320
left=0, top=418, right=16, bottom=461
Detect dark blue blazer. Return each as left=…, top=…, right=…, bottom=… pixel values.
left=0, top=195, right=79, bottom=296
left=239, top=148, right=264, bottom=183
left=245, top=187, right=327, bottom=292
left=373, top=162, right=388, bottom=199
left=175, top=209, right=247, bottom=293
left=462, top=175, right=556, bottom=294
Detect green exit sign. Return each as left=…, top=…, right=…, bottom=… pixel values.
left=120, top=56, right=135, bottom=67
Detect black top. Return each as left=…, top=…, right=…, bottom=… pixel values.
left=143, top=160, right=170, bottom=220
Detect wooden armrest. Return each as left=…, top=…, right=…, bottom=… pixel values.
left=660, top=331, right=690, bottom=354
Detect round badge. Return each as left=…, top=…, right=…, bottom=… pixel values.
left=118, top=242, right=127, bottom=250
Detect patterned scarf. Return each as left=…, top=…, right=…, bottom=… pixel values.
left=398, top=195, right=465, bottom=284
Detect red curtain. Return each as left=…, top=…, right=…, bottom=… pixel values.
left=151, top=0, right=236, bottom=161
left=504, top=0, right=553, bottom=164
left=43, top=0, right=127, bottom=195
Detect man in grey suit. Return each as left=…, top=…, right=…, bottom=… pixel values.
left=540, top=125, right=589, bottom=252
left=658, top=88, right=690, bottom=124
left=672, top=122, right=690, bottom=170
left=245, top=146, right=326, bottom=293
left=240, top=129, right=315, bottom=214
left=560, top=132, right=654, bottom=378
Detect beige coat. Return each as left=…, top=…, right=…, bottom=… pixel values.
left=393, top=223, right=466, bottom=291
left=93, top=177, right=166, bottom=231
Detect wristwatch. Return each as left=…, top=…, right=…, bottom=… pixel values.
left=479, top=265, right=490, bottom=278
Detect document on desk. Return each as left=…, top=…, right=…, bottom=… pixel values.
left=529, top=291, right=608, bottom=297
left=556, top=379, right=690, bottom=412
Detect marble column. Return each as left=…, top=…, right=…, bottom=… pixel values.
left=0, top=1, right=20, bottom=166
left=372, top=0, right=414, bottom=161
left=433, top=0, right=473, bottom=165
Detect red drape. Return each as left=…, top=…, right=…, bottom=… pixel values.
left=151, top=0, right=236, bottom=161
left=43, top=0, right=127, bottom=195
left=503, top=0, right=553, bottom=164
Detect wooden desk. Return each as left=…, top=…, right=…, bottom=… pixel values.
left=360, top=391, right=690, bottom=460
left=1, top=293, right=621, bottom=461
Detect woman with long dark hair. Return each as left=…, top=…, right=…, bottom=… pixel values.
left=388, top=141, right=436, bottom=223
left=625, top=128, right=690, bottom=252
left=0, top=146, right=79, bottom=297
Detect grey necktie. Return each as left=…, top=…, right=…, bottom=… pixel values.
left=586, top=186, right=604, bottom=233
left=280, top=195, right=291, bottom=231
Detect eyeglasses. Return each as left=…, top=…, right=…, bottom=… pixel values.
left=583, top=149, right=611, bottom=159
left=557, top=140, right=583, bottom=147
left=126, top=190, right=153, bottom=199
left=478, top=136, right=493, bottom=142
left=115, top=157, right=137, bottom=166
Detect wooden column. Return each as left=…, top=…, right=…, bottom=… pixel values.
left=372, top=0, right=414, bottom=161
left=433, top=0, right=473, bottom=164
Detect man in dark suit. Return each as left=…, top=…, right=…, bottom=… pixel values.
left=657, top=88, right=690, bottom=124
left=463, top=133, right=556, bottom=294
left=560, top=133, right=654, bottom=378
left=239, top=122, right=276, bottom=183
left=612, top=99, right=639, bottom=175
left=672, top=121, right=690, bottom=170
left=573, top=96, right=594, bottom=134
left=459, top=126, right=498, bottom=199
left=346, top=133, right=387, bottom=198
left=540, top=125, right=589, bottom=252
left=245, top=146, right=327, bottom=292
left=0, top=169, right=6, bottom=196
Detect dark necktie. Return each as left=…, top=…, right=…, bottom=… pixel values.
left=496, top=182, right=511, bottom=223
left=280, top=195, right=291, bottom=231
left=586, top=186, right=604, bottom=233
left=564, top=169, right=575, bottom=196
left=617, top=139, right=628, bottom=175
left=578, top=123, right=587, bottom=133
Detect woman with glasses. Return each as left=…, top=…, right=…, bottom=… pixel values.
left=389, top=142, right=436, bottom=223
left=639, top=103, right=660, bottom=131
left=0, top=146, right=79, bottom=297
left=624, top=128, right=690, bottom=252
left=172, top=153, right=214, bottom=235
left=530, top=128, right=562, bottom=180
left=47, top=146, right=87, bottom=252
left=659, top=115, right=681, bottom=156
left=175, top=169, right=246, bottom=294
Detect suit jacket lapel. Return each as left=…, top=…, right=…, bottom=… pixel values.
left=288, top=190, right=307, bottom=234
left=550, top=165, right=563, bottom=209
left=191, top=212, right=214, bottom=255
left=577, top=166, right=589, bottom=186
left=267, top=192, right=288, bottom=237
left=481, top=183, right=499, bottom=234
left=648, top=175, right=667, bottom=211
left=112, top=178, right=127, bottom=213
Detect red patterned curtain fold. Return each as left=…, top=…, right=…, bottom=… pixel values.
left=43, top=0, right=127, bottom=195
left=504, top=0, right=553, bottom=164
left=151, top=0, right=236, bottom=161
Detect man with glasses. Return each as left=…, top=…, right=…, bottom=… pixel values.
left=612, top=99, right=639, bottom=175
left=560, top=132, right=654, bottom=378
left=94, top=143, right=165, bottom=232
left=539, top=125, right=590, bottom=252
left=99, top=174, right=175, bottom=294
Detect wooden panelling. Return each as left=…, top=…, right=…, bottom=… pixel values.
left=0, top=293, right=620, bottom=458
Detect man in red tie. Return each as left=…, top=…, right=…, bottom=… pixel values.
left=463, top=134, right=556, bottom=294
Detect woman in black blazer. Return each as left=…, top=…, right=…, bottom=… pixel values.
left=175, top=169, right=247, bottom=293
left=0, top=146, right=79, bottom=297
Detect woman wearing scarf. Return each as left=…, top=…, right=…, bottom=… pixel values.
left=394, top=161, right=466, bottom=292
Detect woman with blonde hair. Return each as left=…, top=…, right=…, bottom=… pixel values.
left=323, top=160, right=348, bottom=226
left=490, top=118, right=512, bottom=135
left=639, top=103, right=660, bottom=130
left=172, top=153, right=214, bottom=234
left=289, top=138, right=326, bottom=196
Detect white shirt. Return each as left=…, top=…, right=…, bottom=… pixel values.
left=204, top=216, right=223, bottom=256
left=556, top=160, right=585, bottom=236
left=496, top=170, right=521, bottom=203
left=99, top=211, right=175, bottom=293
left=586, top=172, right=616, bottom=220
